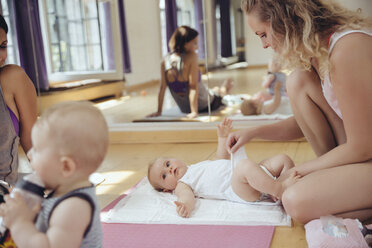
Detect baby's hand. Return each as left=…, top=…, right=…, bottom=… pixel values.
left=217, top=118, right=233, bottom=138
left=0, top=192, right=40, bottom=229
left=174, top=201, right=192, bottom=218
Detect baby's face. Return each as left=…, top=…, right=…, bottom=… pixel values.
left=27, top=124, right=60, bottom=189
left=150, top=158, right=188, bottom=192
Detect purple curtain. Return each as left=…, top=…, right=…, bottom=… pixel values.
left=118, top=0, right=131, bottom=73
left=194, top=0, right=205, bottom=59
left=217, top=0, right=232, bottom=58
left=103, top=2, right=115, bottom=71
left=14, top=0, right=49, bottom=91
left=165, top=0, right=178, bottom=52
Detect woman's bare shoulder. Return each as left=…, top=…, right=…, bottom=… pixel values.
left=0, top=65, right=34, bottom=93
left=330, top=32, right=372, bottom=62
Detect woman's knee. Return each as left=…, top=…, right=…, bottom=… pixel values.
left=282, top=186, right=310, bottom=223
left=286, top=69, right=319, bottom=99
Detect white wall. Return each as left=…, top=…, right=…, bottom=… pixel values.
left=123, top=0, right=162, bottom=86
left=243, top=0, right=372, bottom=66
left=338, top=0, right=372, bottom=17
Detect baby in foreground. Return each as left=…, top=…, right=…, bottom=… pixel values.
left=0, top=101, right=108, bottom=248
left=148, top=118, right=300, bottom=218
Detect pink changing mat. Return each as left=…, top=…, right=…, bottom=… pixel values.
left=101, top=185, right=276, bottom=248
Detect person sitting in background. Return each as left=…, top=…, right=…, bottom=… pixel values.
left=0, top=14, right=37, bottom=185
left=147, top=25, right=233, bottom=119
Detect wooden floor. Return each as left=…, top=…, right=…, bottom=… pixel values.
left=28, top=66, right=313, bottom=247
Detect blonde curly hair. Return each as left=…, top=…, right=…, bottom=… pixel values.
left=241, top=0, right=372, bottom=78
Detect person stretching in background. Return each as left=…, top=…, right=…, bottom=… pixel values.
left=147, top=25, right=233, bottom=119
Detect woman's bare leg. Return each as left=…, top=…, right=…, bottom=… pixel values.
left=282, top=162, right=372, bottom=223
left=286, top=69, right=346, bottom=156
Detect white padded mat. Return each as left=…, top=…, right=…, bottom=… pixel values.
left=101, top=177, right=291, bottom=226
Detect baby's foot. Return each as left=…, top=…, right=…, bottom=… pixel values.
left=220, top=78, right=234, bottom=96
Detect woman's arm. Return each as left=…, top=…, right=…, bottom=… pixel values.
left=226, top=116, right=304, bottom=153
left=3, top=65, right=37, bottom=154
left=174, top=182, right=195, bottom=218
left=294, top=33, right=372, bottom=176
left=187, top=53, right=199, bottom=118
left=147, top=61, right=167, bottom=117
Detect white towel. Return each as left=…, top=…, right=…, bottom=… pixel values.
left=101, top=178, right=291, bottom=226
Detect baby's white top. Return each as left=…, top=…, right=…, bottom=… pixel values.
left=178, top=147, right=247, bottom=201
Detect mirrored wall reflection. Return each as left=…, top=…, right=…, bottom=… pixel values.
left=2, top=0, right=371, bottom=125
left=100, top=0, right=258, bottom=124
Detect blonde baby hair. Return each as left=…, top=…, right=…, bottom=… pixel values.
left=36, top=101, right=109, bottom=171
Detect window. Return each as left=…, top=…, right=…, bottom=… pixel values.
left=1, top=0, right=19, bottom=65
left=39, top=0, right=123, bottom=83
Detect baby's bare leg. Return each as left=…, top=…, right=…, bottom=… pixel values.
left=259, top=154, right=295, bottom=178
left=231, top=159, right=282, bottom=201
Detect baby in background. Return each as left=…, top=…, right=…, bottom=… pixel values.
left=0, top=101, right=108, bottom=248
left=240, top=56, right=287, bottom=116
left=148, top=118, right=300, bottom=218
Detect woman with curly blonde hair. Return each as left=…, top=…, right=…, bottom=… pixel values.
left=226, top=0, right=372, bottom=223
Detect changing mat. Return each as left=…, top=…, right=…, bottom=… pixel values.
left=101, top=177, right=291, bottom=226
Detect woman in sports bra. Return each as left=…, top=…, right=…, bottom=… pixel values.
left=226, top=0, right=372, bottom=224
left=147, top=25, right=233, bottom=119
left=0, top=15, right=37, bottom=185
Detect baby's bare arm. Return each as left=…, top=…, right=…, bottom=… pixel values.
left=45, top=197, right=92, bottom=248
left=4, top=196, right=92, bottom=248
left=174, top=182, right=195, bottom=218
left=216, top=118, right=233, bottom=159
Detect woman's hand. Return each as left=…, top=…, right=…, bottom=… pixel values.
left=146, top=111, right=162, bottom=118
left=226, top=128, right=254, bottom=154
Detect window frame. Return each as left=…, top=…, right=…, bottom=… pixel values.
left=39, top=0, right=124, bottom=84
left=1, top=0, right=19, bottom=65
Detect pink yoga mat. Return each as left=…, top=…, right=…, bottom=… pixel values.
left=102, top=193, right=275, bottom=248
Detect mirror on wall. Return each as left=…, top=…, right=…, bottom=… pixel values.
left=3, top=0, right=371, bottom=126
left=95, top=0, right=271, bottom=125
left=103, top=0, right=371, bottom=125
